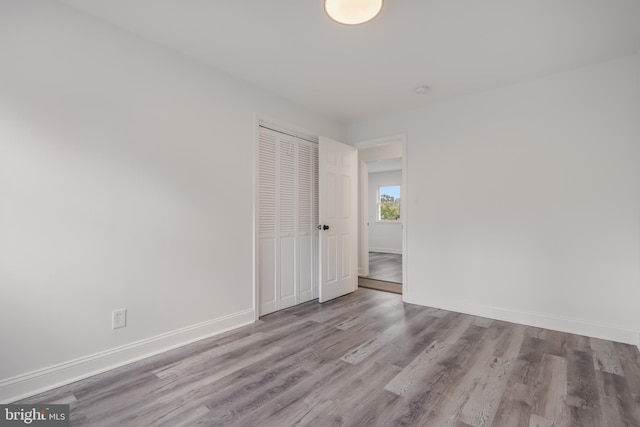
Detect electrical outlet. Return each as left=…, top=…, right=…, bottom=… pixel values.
left=112, top=308, right=127, bottom=329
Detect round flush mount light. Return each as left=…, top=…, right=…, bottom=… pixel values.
left=415, top=85, right=430, bottom=95
left=324, top=0, right=384, bottom=25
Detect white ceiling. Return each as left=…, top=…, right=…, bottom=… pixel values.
left=58, top=0, right=640, bottom=124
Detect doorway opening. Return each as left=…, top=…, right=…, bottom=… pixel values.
left=356, top=135, right=407, bottom=296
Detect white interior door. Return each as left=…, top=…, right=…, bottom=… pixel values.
left=318, top=136, right=358, bottom=303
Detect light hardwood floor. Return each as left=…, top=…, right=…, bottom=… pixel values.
left=18, top=289, right=640, bottom=426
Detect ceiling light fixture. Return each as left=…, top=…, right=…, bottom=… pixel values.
left=324, top=0, right=384, bottom=25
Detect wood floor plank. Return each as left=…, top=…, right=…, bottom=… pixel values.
left=380, top=325, right=488, bottom=426
left=342, top=391, right=400, bottom=427
left=566, top=349, right=603, bottom=427
left=71, top=372, right=162, bottom=419
left=371, top=308, right=457, bottom=369
left=543, top=330, right=568, bottom=358
left=384, top=315, right=474, bottom=396
left=615, top=342, right=640, bottom=411
left=458, top=323, right=523, bottom=427
left=458, top=356, right=512, bottom=427
left=305, top=361, right=402, bottom=426
left=340, top=307, right=424, bottom=365
left=198, top=367, right=312, bottom=425
left=512, top=335, right=547, bottom=386
left=234, top=360, right=348, bottom=426
left=529, top=413, right=555, bottom=427
left=566, top=333, right=591, bottom=352
left=422, top=306, right=450, bottom=318
left=158, top=405, right=210, bottom=427
left=531, top=354, right=568, bottom=426
left=152, top=331, right=268, bottom=378
left=366, top=251, right=402, bottom=283
left=15, top=288, right=640, bottom=427
left=595, top=370, right=640, bottom=426
left=305, top=289, right=393, bottom=324
left=591, top=337, right=624, bottom=376
left=473, top=317, right=494, bottom=328
left=153, top=344, right=286, bottom=405
left=491, top=322, right=528, bottom=361
left=417, top=324, right=508, bottom=426
left=335, top=296, right=402, bottom=331
left=384, top=339, right=448, bottom=396
left=492, top=382, right=536, bottom=427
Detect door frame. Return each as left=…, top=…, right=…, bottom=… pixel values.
left=358, top=160, right=369, bottom=277
left=355, top=133, right=408, bottom=297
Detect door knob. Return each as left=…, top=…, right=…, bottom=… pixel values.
left=323, top=225, right=330, bottom=230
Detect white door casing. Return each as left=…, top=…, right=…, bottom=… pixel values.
left=318, top=136, right=358, bottom=303
left=359, top=160, right=369, bottom=277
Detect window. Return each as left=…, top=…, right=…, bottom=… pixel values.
left=378, top=185, right=401, bottom=221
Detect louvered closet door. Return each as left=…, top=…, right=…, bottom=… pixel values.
left=297, top=140, right=316, bottom=303
left=257, top=127, right=318, bottom=316
left=257, top=130, right=278, bottom=315
left=278, top=135, right=296, bottom=309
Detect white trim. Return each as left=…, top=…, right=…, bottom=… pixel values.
left=354, top=133, right=407, bottom=149
left=253, top=113, right=260, bottom=321
left=358, top=160, right=369, bottom=277
left=0, top=309, right=255, bottom=403
left=369, top=247, right=402, bottom=255
left=405, top=293, right=640, bottom=347
left=257, top=115, right=319, bottom=144
left=401, top=139, right=408, bottom=297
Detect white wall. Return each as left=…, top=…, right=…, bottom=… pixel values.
left=0, top=0, right=345, bottom=402
left=349, top=54, right=640, bottom=346
left=368, top=170, right=402, bottom=254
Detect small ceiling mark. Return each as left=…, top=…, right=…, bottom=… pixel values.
left=415, top=85, right=430, bottom=95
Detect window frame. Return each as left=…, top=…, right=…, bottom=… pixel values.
left=377, top=184, right=401, bottom=222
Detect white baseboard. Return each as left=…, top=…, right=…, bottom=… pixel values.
left=369, top=247, right=402, bottom=255
left=0, top=309, right=256, bottom=404
left=404, top=294, right=640, bottom=347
